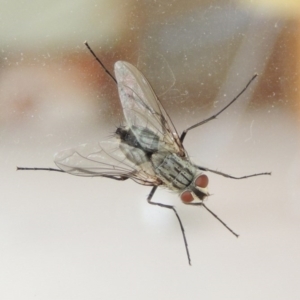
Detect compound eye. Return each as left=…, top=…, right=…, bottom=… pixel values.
left=195, top=174, right=209, bottom=188
left=180, top=190, right=194, bottom=203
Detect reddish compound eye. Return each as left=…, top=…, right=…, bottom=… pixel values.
left=195, top=174, right=209, bottom=188
left=180, top=190, right=194, bottom=203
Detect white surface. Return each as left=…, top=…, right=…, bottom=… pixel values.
left=2, top=107, right=299, bottom=299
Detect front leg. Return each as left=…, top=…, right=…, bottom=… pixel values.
left=194, top=165, right=271, bottom=179
left=185, top=202, right=239, bottom=237
left=147, top=186, right=191, bottom=266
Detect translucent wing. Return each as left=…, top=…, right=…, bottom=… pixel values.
left=54, top=140, right=160, bottom=186
left=114, top=61, right=185, bottom=156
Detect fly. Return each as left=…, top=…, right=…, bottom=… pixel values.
left=18, top=42, right=271, bottom=265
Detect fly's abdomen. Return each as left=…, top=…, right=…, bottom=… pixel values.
left=119, top=142, right=149, bottom=165
left=116, top=125, right=160, bottom=153
left=131, top=126, right=160, bottom=152
left=151, top=152, right=195, bottom=190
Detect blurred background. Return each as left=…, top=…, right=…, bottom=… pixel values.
left=1, top=0, right=300, bottom=299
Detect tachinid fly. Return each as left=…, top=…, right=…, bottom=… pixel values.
left=18, top=42, right=271, bottom=265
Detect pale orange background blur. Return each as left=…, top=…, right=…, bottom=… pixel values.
left=1, top=1, right=300, bottom=299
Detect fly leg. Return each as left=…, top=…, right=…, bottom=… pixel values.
left=185, top=202, right=239, bottom=237
left=17, top=167, right=131, bottom=181
left=147, top=186, right=191, bottom=266
left=17, top=167, right=65, bottom=172
left=194, top=165, right=271, bottom=179
left=180, top=74, right=257, bottom=143
left=84, top=42, right=117, bottom=84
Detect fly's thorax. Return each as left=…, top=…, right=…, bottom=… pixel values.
left=151, top=152, right=197, bottom=191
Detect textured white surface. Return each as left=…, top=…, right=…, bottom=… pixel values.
left=2, top=107, right=299, bottom=300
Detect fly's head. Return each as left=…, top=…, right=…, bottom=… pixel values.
left=180, top=174, right=209, bottom=203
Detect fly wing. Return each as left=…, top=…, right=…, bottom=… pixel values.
left=114, top=61, right=185, bottom=156
left=54, top=140, right=160, bottom=186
